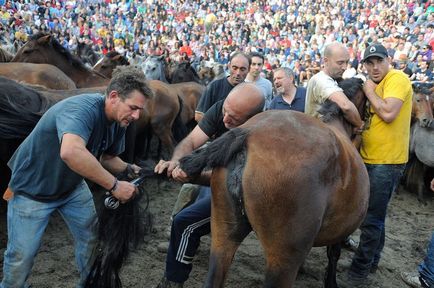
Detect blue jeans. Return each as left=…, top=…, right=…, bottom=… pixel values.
left=165, top=186, right=211, bottom=283
left=419, top=232, right=434, bottom=287
left=1, top=181, right=97, bottom=288
left=350, top=164, right=405, bottom=278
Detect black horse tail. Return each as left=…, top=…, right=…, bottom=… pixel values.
left=85, top=168, right=155, bottom=288
left=179, top=127, right=250, bottom=177
left=172, top=95, right=189, bottom=143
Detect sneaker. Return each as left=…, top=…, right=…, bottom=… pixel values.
left=401, top=272, right=422, bottom=288
left=342, top=236, right=359, bottom=252
left=154, top=277, right=184, bottom=288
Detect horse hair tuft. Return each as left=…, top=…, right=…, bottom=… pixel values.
left=180, top=128, right=250, bottom=177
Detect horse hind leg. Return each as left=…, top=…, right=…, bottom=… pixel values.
left=324, top=243, right=341, bottom=288
left=203, top=169, right=252, bottom=288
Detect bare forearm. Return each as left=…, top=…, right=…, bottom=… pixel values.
left=61, top=147, right=115, bottom=190
left=365, top=91, right=398, bottom=123
left=171, top=137, right=196, bottom=162
left=342, top=105, right=364, bottom=128
left=100, top=154, right=128, bottom=175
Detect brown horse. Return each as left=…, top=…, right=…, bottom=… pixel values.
left=11, top=33, right=188, bottom=161
left=179, top=78, right=369, bottom=288
left=171, top=82, right=204, bottom=129
left=93, top=51, right=130, bottom=78
left=0, top=62, right=76, bottom=90
left=11, top=33, right=110, bottom=88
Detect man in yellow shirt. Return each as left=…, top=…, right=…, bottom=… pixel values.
left=348, top=43, right=413, bottom=285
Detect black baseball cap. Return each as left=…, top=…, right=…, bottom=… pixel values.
left=362, top=44, right=389, bottom=62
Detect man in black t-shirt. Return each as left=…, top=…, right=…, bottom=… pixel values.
left=195, top=52, right=250, bottom=122
left=154, top=83, right=264, bottom=288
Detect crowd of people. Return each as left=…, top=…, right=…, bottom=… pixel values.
left=0, top=0, right=434, bottom=288
left=0, top=0, right=433, bottom=85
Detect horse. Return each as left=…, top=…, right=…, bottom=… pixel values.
left=403, top=82, right=434, bottom=201
left=141, top=55, right=169, bottom=83
left=0, top=76, right=106, bottom=192
left=0, top=63, right=77, bottom=90
left=171, top=62, right=202, bottom=84
left=76, top=41, right=100, bottom=67
left=170, top=82, right=204, bottom=130
left=198, top=62, right=226, bottom=85
left=11, top=33, right=110, bottom=88
left=93, top=51, right=130, bottom=78
left=179, top=77, right=369, bottom=288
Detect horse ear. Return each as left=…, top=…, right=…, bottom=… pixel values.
left=37, top=35, right=51, bottom=45
left=157, top=55, right=165, bottom=61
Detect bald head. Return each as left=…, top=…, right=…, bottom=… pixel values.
left=222, top=83, right=264, bottom=129
left=323, top=42, right=350, bottom=79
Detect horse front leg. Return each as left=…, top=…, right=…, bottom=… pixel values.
left=204, top=170, right=251, bottom=288
left=324, top=243, right=341, bottom=288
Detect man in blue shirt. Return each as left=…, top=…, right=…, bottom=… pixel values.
left=268, top=67, right=306, bottom=112
left=1, top=66, right=153, bottom=288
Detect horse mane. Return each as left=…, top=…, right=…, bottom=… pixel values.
left=318, top=77, right=364, bottom=122
left=30, top=32, right=89, bottom=71
left=180, top=128, right=250, bottom=176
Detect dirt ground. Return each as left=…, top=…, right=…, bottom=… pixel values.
left=0, top=178, right=433, bottom=288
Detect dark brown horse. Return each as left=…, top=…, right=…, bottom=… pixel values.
left=93, top=51, right=130, bottom=78
left=0, top=62, right=76, bottom=90
left=171, top=62, right=201, bottom=84
left=179, top=78, right=369, bottom=288
left=12, top=33, right=110, bottom=88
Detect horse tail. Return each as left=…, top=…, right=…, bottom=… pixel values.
left=85, top=169, right=154, bottom=288
left=180, top=127, right=250, bottom=177
left=172, top=95, right=189, bottom=143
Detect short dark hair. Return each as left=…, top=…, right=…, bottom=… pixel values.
left=107, top=66, right=153, bottom=101
left=249, top=52, right=265, bottom=63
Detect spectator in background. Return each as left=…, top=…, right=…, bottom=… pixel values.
left=268, top=67, right=306, bottom=112
left=245, top=52, right=273, bottom=109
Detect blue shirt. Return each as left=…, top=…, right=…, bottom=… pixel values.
left=268, top=87, right=306, bottom=112
left=8, top=94, right=126, bottom=201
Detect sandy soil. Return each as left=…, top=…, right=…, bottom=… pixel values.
left=0, top=179, right=433, bottom=288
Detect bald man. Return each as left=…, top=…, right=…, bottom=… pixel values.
left=305, top=42, right=364, bottom=131
left=154, top=83, right=264, bottom=288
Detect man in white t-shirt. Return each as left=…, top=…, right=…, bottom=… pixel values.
left=305, top=42, right=364, bottom=131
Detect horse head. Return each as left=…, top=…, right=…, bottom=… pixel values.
left=93, top=51, right=130, bottom=78
left=318, top=77, right=366, bottom=138
left=171, top=62, right=201, bottom=84
left=142, top=55, right=167, bottom=82
left=197, top=66, right=215, bottom=86
left=412, top=82, right=434, bottom=128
